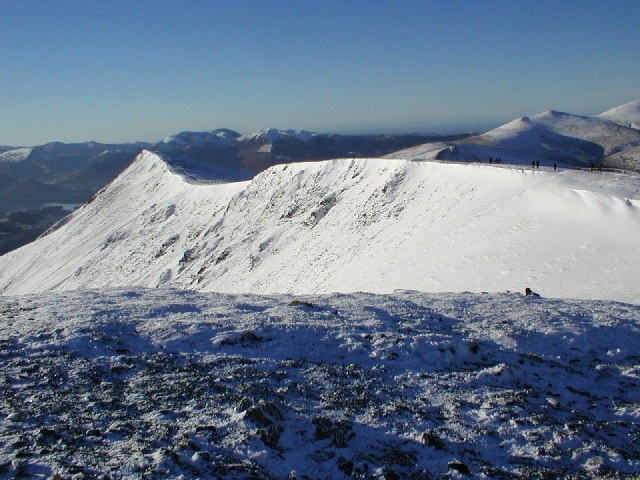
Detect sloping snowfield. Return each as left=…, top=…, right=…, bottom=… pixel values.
left=1, top=288, right=639, bottom=479
left=1, top=152, right=640, bottom=304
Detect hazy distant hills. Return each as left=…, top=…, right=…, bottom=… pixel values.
left=152, top=129, right=467, bottom=176
left=0, top=142, right=147, bottom=212
left=0, top=174, right=76, bottom=210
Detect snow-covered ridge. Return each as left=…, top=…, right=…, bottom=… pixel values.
left=238, top=128, right=315, bottom=143
left=465, top=110, right=640, bottom=160
left=530, top=110, right=640, bottom=155
left=157, top=128, right=241, bottom=147
left=1, top=149, right=639, bottom=302
left=598, top=99, right=640, bottom=129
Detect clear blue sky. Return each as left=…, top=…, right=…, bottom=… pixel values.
left=1, top=0, right=639, bottom=146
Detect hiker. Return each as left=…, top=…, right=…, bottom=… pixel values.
left=553, top=162, right=557, bottom=171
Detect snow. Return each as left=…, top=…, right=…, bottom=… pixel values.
left=529, top=110, right=640, bottom=156
left=1, top=150, right=639, bottom=303
left=599, top=100, right=640, bottom=130
left=2, top=101, right=640, bottom=478
left=455, top=111, right=640, bottom=165
left=0, top=147, right=33, bottom=163
left=391, top=106, right=640, bottom=169
left=157, top=129, right=241, bottom=147
left=606, top=145, right=640, bottom=171
left=1, top=288, right=638, bottom=478
left=238, top=129, right=315, bottom=143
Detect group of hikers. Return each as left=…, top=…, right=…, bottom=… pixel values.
left=531, top=159, right=558, bottom=170
left=487, top=156, right=558, bottom=171
left=480, top=156, right=614, bottom=173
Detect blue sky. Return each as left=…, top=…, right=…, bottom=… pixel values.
left=1, top=0, right=639, bottom=146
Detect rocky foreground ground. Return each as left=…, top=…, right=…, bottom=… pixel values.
left=1, top=289, right=639, bottom=479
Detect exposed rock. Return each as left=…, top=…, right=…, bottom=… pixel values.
left=421, top=430, right=445, bottom=450
left=448, top=460, right=471, bottom=475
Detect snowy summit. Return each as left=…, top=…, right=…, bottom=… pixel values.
left=599, top=100, right=640, bottom=129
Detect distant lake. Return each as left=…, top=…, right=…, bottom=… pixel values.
left=42, top=203, right=82, bottom=211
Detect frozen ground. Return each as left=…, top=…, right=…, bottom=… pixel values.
left=1, top=288, right=639, bottom=479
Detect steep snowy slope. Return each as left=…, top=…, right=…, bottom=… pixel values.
left=1, top=150, right=639, bottom=302
left=0, top=151, right=244, bottom=294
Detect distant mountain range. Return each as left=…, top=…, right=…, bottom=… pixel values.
left=151, top=129, right=468, bottom=179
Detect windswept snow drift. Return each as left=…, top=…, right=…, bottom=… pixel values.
left=1, top=150, right=640, bottom=302
left=0, top=288, right=638, bottom=479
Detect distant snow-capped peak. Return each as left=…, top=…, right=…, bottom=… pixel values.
left=158, top=129, right=241, bottom=147
left=238, top=128, right=315, bottom=143
left=466, top=108, right=640, bottom=156
left=155, top=128, right=316, bottom=150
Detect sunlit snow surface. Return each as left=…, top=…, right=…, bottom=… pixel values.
left=2, top=111, right=640, bottom=478
left=1, top=289, right=638, bottom=478
left=1, top=151, right=640, bottom=303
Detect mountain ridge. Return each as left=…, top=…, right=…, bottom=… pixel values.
left=2, top=148, right=639, bottom=302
